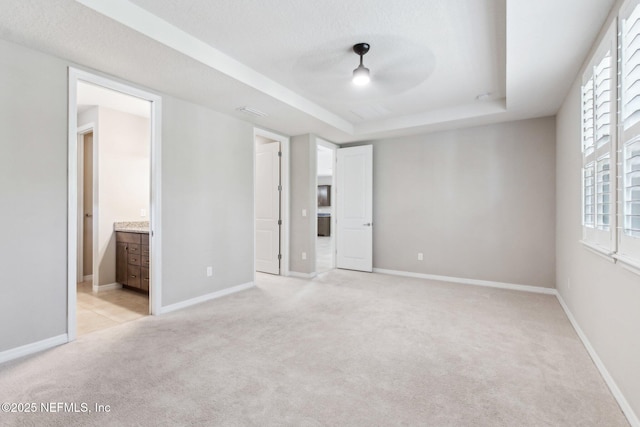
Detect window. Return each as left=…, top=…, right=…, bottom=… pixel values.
left=578, top=1, right=640, bottom=269
left=596, top=156, right=611, bottom=230
left=618, top=0, right=640, bottom=266
left=581, top=29, right=615, bottom=253
left=584, top=163, right=595, bottom=227
left=623, top=138, right=640, bottom=237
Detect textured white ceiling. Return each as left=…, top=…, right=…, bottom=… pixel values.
left=0, top=0, right=617, bottom=142
left=129, top=0, right=505, bottom=123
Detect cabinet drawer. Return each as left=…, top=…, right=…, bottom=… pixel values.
left=140, top=267, right=149, bottom=291
left=128, top=253, right=141, bottom=266
left=127, top=265, right=141, bottom=288
left=116, top=232, right=141, bottom=244
left=128, top=244, right=141, bottom=255
left=141, top=245, right=149, bottom=256
left=141, top=255, right=150, bottom=267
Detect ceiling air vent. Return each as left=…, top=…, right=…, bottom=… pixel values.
left=236, top=106, right=268, bottom=117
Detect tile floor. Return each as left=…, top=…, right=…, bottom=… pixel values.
left=76, top=281, right=149, bottom=336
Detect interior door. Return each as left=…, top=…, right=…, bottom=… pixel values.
left=83, top=133, right=93, bottom=277
left=337, top=145, right=373, bottom=272
left=255, top=141, right=281, bottom=274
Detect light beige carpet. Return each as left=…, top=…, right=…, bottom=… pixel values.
left=0, top=270, right=629, bottom=426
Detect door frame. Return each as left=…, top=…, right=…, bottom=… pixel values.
left=77, top=124, right=97, bottom=291
left=253, top=128, right=290, bottom=278
left=67, top=67, right=163, bottom=341
left=315, top=138, right=338, bottom=272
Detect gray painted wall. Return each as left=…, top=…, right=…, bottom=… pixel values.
left=161, top=97, right=253, bottom=306
left=0, top=40, right=69, bottom=351
left=290, top=134, right=317, bottom=274
left=0, top=39, right=254, bottom=351
left=347, top=117, right=556, bottom=288
left=556, top=26, right=640, bottom=420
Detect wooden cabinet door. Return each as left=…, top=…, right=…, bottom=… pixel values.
left=127, top=265, right=141, bottom=288
left=318, top=185, right=331, bottom=207
left=116, top=242, right=128, bottom=285
left=318, top=217, right=331, bottom=236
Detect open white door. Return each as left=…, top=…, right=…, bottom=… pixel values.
left=337, top=145, right=373, bottom=272
left=255, top=141, right=281, bottom=274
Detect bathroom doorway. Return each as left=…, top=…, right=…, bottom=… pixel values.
left=68, top=68, right=162, bottom=341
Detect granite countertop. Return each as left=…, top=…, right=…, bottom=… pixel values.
left=318, top=213, right=331, bottom=217
left=114, top=221, right=150, bottom=234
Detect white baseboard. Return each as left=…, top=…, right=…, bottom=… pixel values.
left=0, top=334, right=68, bottom=365
left=95, top=282, right=122, bottom=292
left=83, top=275, right=93, bottom=282
left=288, top=271, right=317, bottom=279
left=556, top=293, right=639, bottom=427
left=373, top=268, right=557, bottom=295
left=159, top=281, right=255, bottom=314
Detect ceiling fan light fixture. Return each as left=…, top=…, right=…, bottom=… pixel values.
left=353, top=65, right=370, bottom=86
left=352, top=43, right=371, bottom=86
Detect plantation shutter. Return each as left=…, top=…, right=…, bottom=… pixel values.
left=595, top=53, right=612, bottom=148
left=623, top=4, right=640, bottom=131
left=582, top=78, right=595, bottom=156
left=619, top=0, right=640, bottom=258
left=581, top=21, right=616, bottom=252
left=624, top=139, right=640, bottom=237
left=584, top=163, right=596, bottom=227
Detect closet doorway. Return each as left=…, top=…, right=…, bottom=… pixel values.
left=316, top=139, right=337, bottom=273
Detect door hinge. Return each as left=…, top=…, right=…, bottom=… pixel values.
left=278, top=219, right=282, bottom=225
left=278, top=254, right=282, bottom=260
left=278, top=151, right=282, bottom=157
left=278, top=185, right=282, bottom=191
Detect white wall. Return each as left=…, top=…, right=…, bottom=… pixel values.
left=0, top=39, right=254, bottom=351
left=98, top=107, right=150, bottom=286
left=556, top=0, right=640, bottom=417
left=347, top=117, right=557, bottom=288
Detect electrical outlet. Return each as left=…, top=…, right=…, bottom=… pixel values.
left=140, top=208, right=146, bottom=217
left=418, top=252, right=424, bottom=261
left=567, top=277, right=571, bottom=289
left=302, top=209, right=307, bottom=217
left=302, top=252, right=307, bottom=260
left=206, top=266, right=213, bottom=277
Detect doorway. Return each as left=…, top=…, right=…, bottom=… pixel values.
left=316, top=139, right=337, bottom=273
left=254, top=128, right=290, bottom=277
left=68, top=68, right=163, bottom=342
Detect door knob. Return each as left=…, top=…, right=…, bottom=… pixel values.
left=363, top=223, right=372, bottom=226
